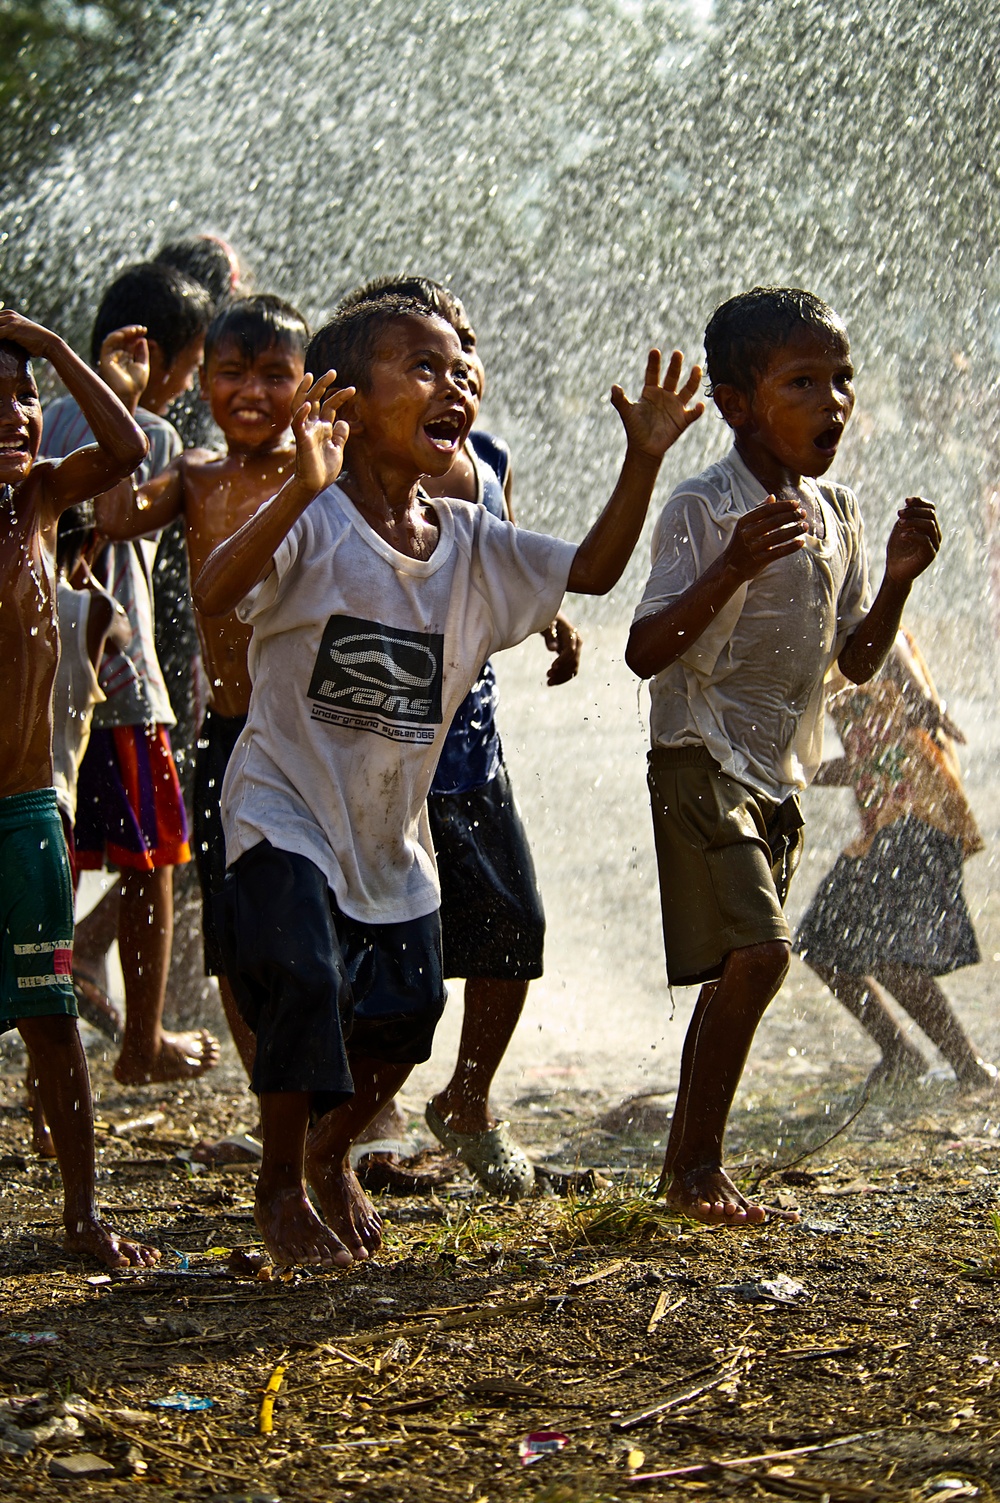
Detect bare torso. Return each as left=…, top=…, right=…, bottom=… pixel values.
left=180, top=445, right=296, bottom=719
left=0, top=476, right=60, bottom=797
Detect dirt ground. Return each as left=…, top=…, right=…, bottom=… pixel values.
left=1, top=1037, right=998, bottom=1503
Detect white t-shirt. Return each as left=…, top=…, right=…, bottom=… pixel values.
left=632, top=447, right=871, bottom=802
left=52, top=584, right=105, bottom=822
left=221, top=484, right=577, bottom=923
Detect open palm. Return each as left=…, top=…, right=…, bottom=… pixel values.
left=611, top=348, right=705, bottom=458
left=292, top=371, right=355, bottom=493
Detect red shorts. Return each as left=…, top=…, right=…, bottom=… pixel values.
left=74, top=724, right=191, bottom=872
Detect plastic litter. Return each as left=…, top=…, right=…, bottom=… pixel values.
left=149, top=1391, right=214, bottom=1412
left=518, top=1430, right=569, bottom=1465
left=49, top=1453, right=115, bottom=1480
left=718, top=1274, right=809, bottom=1304
left=9, top=1331, right=59, bottom=1344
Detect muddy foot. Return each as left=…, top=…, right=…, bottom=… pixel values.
left=956, top=1058, right=999, bottom=1093
left=662, top=1164, right=782, bottom=1226
left=864, top=1048, right=926, bottom=1094
left=253, top=1183, right=353, bottom=1268
left=305, top=1149, right=383, bottom=1260
left=64, top=1215, right=160, bottom=1270
left=114, top=1029, right=221, bottom=1085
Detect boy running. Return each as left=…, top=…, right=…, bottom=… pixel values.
left=626, top=286, right=941, bottom=1226
left=194, top=295, right=703, bottom=1267
left=96, top=294, right=311, bottom=1076
left=0, top=307, right=158, bottom=1268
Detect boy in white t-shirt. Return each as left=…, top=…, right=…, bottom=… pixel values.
left=626, top=286, right=941, bottom=1227
left=194, top=294, right=704, bottom=1268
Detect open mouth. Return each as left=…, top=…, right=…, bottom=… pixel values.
left=232, top=407, right=270, bottom=423
left=0, top=437, right=30, bottom=462
left=813, top=426, right=842, bottom=454
left=423, top=412, right=465, bottom=451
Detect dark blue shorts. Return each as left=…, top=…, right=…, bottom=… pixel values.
left=215, top=841, right=445, bottom=1116
left=427, top=762, right=545, bottom=981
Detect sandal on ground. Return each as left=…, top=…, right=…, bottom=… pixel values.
left=355, top=1147, right=461, bottom=1194
left=425, top=1101, right=535, bottom=1200
left=72, top=970, right=124, bottom=1042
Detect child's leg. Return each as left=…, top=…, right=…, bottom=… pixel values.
left=18, top=1015, right=158, bottom=1268
left=872, top=962, right=996, bottom=1086
left=806, top=960, right=926, bottom=1080
left=256, top=1089, right=353, bottom=1267
left=306, top=1057, right=413, bottom=1259
left=430, top=976, right=529, bottom=1133
left=659, top=939, right=791, bottom=1224
left=114, top=864, right=220, bottom=1083
left=219, top=973, right=257, bottom=1076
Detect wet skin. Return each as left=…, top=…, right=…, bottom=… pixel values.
left=96, top=335, right=306, bottom=718
left=0, top=311, right=156, bottom=1267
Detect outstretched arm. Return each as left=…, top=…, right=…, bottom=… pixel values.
left=567, top=349, right=704, bottom=596
left=0, top=311, right=148, bottom=517
left=625, top=495, right=809, bottom=679
left=838, top=497, right=940, bottom=684
left=193, top=371, right=353, bottom=617
left=95, top=461, right=185, bottom=540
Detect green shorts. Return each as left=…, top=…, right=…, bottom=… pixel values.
left=647, top=747, right=803, bottom=987
left=0, top=788, right=77, bottom=1031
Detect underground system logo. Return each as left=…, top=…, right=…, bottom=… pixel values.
left=307, top=614, right=444, bottom=743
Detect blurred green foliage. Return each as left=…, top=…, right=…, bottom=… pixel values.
left=0, top=1, right=181, bottom=182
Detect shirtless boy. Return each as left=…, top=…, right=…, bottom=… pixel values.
left=96, top=295, right=310, bottom=1076
left=0, top=307, right=158, bottom=1268
left=194, top=295, right=703, bottom=1267
left=625, top=286, right=941, bottom=1225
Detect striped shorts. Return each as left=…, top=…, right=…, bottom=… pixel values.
left=75, top=724, right=191, bottom=872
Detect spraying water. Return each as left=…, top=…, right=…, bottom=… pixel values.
left=2, top=0, right=999, bottom=1099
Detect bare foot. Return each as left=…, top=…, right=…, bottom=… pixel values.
left=305, top=1148, right=383, bottom=1260
left=64, top=1215, right=160, bottom=1269
left=661, top=1164, right=776, bottom=1226
left=114, top=1029, right=221, bottom=1085
left=253, top=1183, right=353, bottom=1268
left=31, top=1114, right=56, bottom=1160
left=956, top=1058, right=999, bottom=1093
left=864, top=1047, right=926, bottom=1094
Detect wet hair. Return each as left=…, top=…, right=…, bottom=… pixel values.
left=0, top=338, right=32, bottom=371
left=203, top=294, right=309, bottom=368
left=155, top=236, right=244, bottom=308
left=336, top=275, right=470, bottom=340
left=703, top=286, right=848, bottom=396
left=306, top=296, right=446, bottom=393
left=90, top=262, right=212, bottom=367
left=56, top=501, right=95, bottom=575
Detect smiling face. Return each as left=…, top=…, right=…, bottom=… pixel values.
left=348, top=314, right=476, bottom=479
left=719, top=323, right=855, bottom=487
left=0, top=345, right=42, bottom=487
left=203, top=335, right=305, bottom=451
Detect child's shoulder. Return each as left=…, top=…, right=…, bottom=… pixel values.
left=659, top=454, right=745, bottom=527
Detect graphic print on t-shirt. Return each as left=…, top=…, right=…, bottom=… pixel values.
left=307, top=614, right=444, bottom=743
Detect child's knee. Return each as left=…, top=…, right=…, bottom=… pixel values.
left=727, top=938, right=790, bottom=992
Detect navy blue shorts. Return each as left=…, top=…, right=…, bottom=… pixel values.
left=427, top=762, right=545, bottom=981
left=192, top=709, right=247, bottom=976
left=215, top=841, right=445, bottom=1117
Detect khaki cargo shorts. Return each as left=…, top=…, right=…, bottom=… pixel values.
left=647, top=746, right=803, bottom=987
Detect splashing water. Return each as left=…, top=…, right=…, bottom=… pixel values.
left=4, top=0, right=1000, bottom=1095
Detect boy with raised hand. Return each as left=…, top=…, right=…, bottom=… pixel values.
left=339, top=274, right=581, bottom=1199
left=194, top=294, right=703, bottom=1268
left=625, top=286, right=941, bottom=1227
left=96, top=294, right=311, bottom=1079
left=0, top=307, right=158, bottom=1268
left=40, top=261, right=218, bottom=1088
